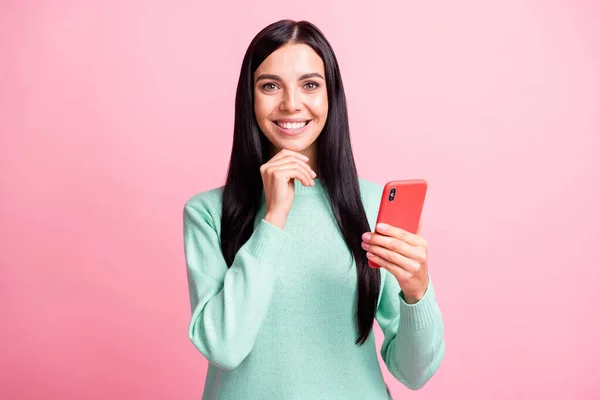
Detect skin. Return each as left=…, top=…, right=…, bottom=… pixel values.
left=253, top=43, right=327, bottom=172
left=361, top=222, right=429, bottom=303
left=254, top=43, right=429, bottom=303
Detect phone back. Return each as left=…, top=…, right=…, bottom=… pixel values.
left=376, top=179, right=428, bottom=235
left=368, top=179, right=428, bottom=268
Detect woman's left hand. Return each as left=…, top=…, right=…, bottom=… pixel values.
left=361, top=222, right=429, bottom=304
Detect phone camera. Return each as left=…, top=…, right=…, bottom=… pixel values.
left=389, top=188, right=396, bottom=202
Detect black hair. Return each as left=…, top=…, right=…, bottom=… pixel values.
left=220, top=19, right=380, bottom=345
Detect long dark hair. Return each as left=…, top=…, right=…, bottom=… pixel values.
left=220, top=19, right=380, bottom=345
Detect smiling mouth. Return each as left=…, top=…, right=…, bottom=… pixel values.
left=273, top=120, right=311, bottom=130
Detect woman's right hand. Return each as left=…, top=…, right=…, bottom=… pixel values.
left=260, top=149, right=317, bottom=230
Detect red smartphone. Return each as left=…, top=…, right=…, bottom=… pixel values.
left=368, top=179, right=428, bottom=268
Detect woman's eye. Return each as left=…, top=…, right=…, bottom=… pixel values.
left=262, top=83, right=279, bottom=91
left=304, top=82, right=319, bottom=91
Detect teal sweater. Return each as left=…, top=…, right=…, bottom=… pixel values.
left=183, top=178, right=445, bottom=399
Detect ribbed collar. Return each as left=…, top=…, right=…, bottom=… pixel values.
left=293, top=178, right=326, bottom=195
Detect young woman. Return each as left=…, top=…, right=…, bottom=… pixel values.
left=183, top=19, right=445, bottom=399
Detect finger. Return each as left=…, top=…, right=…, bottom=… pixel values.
left=363, top=242, right=421, bottom=274
left=271, top=149, right=309, bottom=164
left=375, top=223, right=428, bottom=248
left=271, top=165, right=312, bottom=186
left=271, top=162, right=314, bottom=186
left=273, top=166, right=314, bottom=187
left=364, top=233, right=427, bottom=263
left=263, top=158, right=314, bottom=183
left=288, top=165, right=315, bottom=186
left=266, top=156, right=316, bottom=179
left=365, top=251, right=412, bottom=280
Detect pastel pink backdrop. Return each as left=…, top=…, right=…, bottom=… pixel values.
left=1, top=1, right=599, bottom=399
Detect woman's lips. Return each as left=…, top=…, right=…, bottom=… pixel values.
left=272, top=120, right=312, bottom=136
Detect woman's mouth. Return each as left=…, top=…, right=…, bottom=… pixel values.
left=272, top=120, right=312, bottom=135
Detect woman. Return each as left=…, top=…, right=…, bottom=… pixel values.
left=183, top=19, right=445, bottom=399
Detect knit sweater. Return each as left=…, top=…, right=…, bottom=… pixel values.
left=183, top=177, right=445, bottom=400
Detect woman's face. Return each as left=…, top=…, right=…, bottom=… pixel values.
left=253, top=43, right=328, bottom=161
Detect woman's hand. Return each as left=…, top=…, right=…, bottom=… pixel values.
left=261, top=149, right=317, bottom=230
left=361, top=222, right=429, bottom=304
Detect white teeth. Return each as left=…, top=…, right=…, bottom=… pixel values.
left=277, top=121, right=307, bottom=130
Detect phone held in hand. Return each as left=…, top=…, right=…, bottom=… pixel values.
left=368, top=179, right=428, bottom=268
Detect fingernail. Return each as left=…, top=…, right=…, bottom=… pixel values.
left=361, top=242, right=370, bottom=249
left=311, top=171, right=317, bottom=178
left=376, top=223, right=388, bottom=231
left=366, top=252, right=374, bottom=258
left=362, top=232, right=371, bottom=241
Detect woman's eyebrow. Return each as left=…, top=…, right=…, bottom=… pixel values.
left=298, top=73, right=324, bottom=81
left=255, top=74, right=281, bottom=83
left=255, top=72, right=325, bottom=83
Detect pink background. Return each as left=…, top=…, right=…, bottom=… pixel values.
left=2, top=1, right=599, bottom=399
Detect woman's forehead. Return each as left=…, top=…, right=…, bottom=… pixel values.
left=255, top=44, right=324, bottom=77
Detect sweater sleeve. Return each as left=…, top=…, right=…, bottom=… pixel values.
left=375, top=270, right=445, bottom=390
left=183, top=202, right=289, bottom=370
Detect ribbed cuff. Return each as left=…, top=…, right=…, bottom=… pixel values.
left=398, top=278, right=441, bottom=332
left=240, top=219, right=289, bottom=265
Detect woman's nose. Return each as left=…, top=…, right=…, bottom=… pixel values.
left=280, top=90, right=300, bottom=112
